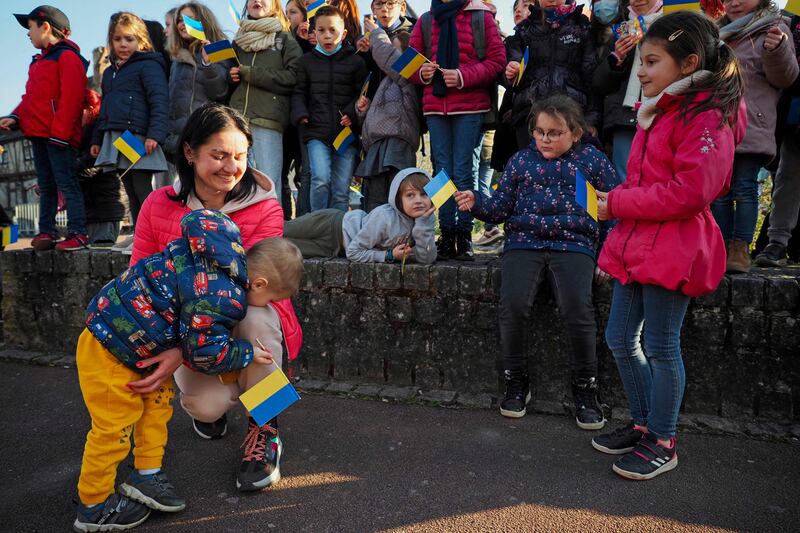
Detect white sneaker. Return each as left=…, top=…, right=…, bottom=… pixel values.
left=111, top=235, right=134, bottom=252
left=474, top=227, right=504, bottom=246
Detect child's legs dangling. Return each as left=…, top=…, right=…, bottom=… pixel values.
left=330, top=145, right=358, bottom=212
left=640, top=284, right=690, bottom=441
left=451, top=113, right=483, bottom=232
left=426, top=116, right=456, bottom=230
left=307, top=140, right=333, bottom=212
left=605, top=281, right=650, bottom=427
left=121, top=170, right=154, bottom=227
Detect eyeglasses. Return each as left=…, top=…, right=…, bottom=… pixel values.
left=373, top=1, right=401, bottom=8
left=531, top=128, right=566, bottom=142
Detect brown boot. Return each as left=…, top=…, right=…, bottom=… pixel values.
left=726, top=240, right=751, bottom=274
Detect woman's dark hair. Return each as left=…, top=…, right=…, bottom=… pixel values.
left=641, top=11, right=743, bottom=127
left=169, top=103, right=257, bottom=206
left=528, top=94, right=588, bottom=135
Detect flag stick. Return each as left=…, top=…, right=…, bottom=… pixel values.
left=118, top=162, right=136, bottom=181
left=255, top=337, right=281, bottom=374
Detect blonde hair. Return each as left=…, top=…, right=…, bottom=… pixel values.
left=247, top=0, right=292, bottom=31
left=168, top=2, right=227, bottom=56
left=247, top=238, right=304, bottom=296
left=107, top=12, right=154, bottom=58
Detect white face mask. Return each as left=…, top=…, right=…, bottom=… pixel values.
left=592, top=0, right=620, bottom=25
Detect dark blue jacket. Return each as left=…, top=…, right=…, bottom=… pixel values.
left=85, top=210, right=253, bottom=375
left=472, top=141, right=619, bottom=258
left=92, top=51, right=169, bottom=145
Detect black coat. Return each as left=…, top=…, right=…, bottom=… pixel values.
left=592, top=47, right=637, bottom=138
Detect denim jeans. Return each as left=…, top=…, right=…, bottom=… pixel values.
left=249, top=125, right=283, bottom=200
left=427, top=113, right=483, bottom=231
left=767, top=133, right=800, bottom=247
left=605, top=281, right=691, bottom=440
left=31, top=138, right=86, bottom=235
left=499, top=250, right=598, bottom=379
left=295, top=128, right=312, bottom=217
left=476, top=131, right=496, bottom=232
left=307, top=139, right=358, bottom=212
left=711, top=153, right=768, bottom=243
left=612, top=128, right=636, bottom=181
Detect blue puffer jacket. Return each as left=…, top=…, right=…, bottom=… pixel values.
left=85, top=210, right=253, bottom=375
left=92, top=51, right=169, bottom=145
left=472, top=141, right=620, bottom=258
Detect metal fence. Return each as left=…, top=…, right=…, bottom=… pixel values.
left=14, top=203, right=68, bottom=237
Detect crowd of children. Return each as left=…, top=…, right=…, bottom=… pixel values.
left=3, top=0, right=800, bottom=528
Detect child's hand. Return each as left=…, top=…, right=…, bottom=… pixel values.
left=505, top=61, right=520, bottom=82
left=144, top=139, right=157, bottom=155
left=613, top=35, right=639, bottom=63
left=441, top=69, right=460, bottom=88
left=340, top=114, right=352, bottom=127
left=764, top=26, right=786, bottom=51
left=0, top=117, right=17, bottom=130
left=230, top=66, right=241, bottom=82
left=357, top=35, right=371, bottom=52
left=363, top=16, right=377, bottom=32
left=308, top=32, right=317, bottom=46
left=419, top=62, right=439, bottom=82
left=420, top=204, right=436, bottom=218
left=128, top=347, right=183, bottom=393
left=455, top=190, right=475, bottom=212
left=300, top=117, right=310, bottom=124
left=253, top=346, right=273, bottom=366
left=594, top=266, right=612, bottom=284
left=90, top=144, right=100, bottom=157
left=392, top=243, right=413, bottom=260
left=357, top=96, right=370, bottom=112
left=596, top=190, right=610, bottom=221
left=199, top=40, right=211, bottom=64
left=298, top=21, right=310, bottom=40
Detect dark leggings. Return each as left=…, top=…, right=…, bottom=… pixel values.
left=121, top=169, right=153, bottom=226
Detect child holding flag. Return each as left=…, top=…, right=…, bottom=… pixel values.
left=291, top=5, right=367, bottom=212
left=90, top=12, right=169, bottom=252
left=455, top=94, right=619, bottom=429
left=73, top=210, right=273, bottom=531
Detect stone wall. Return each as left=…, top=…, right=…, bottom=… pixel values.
left=2, top=249, right=799, bottom=422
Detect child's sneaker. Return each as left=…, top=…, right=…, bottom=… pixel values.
left=55, top=233, right=89, bottom=251
left=31, top=232, right=57, bottom=251
left=591, top=422, right=643, bottom=454
left=612, top=433, right=678, bottom=480
left=119, top=471, right=186, bottom=512
left=571, top=377, right=606, bottom=430
left=73, top=493, right=150, bottom=532
left=499, top=369, right=531, bottom=418
left=237, top=418, right=282, bottom=492
left=192, top=413, right=228, bottom=439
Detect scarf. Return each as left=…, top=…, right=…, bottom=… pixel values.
left=622, top=4, right=663, bottom=108
left=636, top=70, right=713, bottom=129
left=543, top=3, right=577, bottom=29
left=315, top=42, right=343, bottom=56
left=718, top=7, right=782, bottom=43
left=431, top=0, right=467, bottom=97
left=234, top=17, right=284, bottom=52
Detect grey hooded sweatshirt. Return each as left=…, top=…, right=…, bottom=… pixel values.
left=343, top=168, right=436, bottom=264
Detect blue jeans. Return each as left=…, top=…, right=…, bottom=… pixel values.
left=307, top=140, right=357, bottom=212
left=427, top=113, right=483, bottom=232
left=711, top=153, right=768, bottom=243
left=249, top=125, right=283, bottom=200
left=605, top=281, right=691, bottom=440
left=476, top=132, right=496, bottom=232
left=612, top=128, right=635, bottom=181
left=31, top=138, right=86, bottom=235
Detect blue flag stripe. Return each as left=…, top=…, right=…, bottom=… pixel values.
left=247, top=383, right=300, bottom=426
left=121, top=130, right=146, bottom=155
left=425, top=170, right=450, bottom=195
left=204, top=40, right=233, bottom=54
left=575, top=170, right=587, bottom=210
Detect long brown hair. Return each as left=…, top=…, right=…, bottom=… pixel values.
left=167, top=2, right=227, bottom=56
left=329, top=0, right=362, bottom=44
left=107, top=12, right=154, bottom=60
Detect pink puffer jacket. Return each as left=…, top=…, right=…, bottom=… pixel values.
left=130, top=183, right=303, bottom=360
left=408, top=0, right=506, bottom=115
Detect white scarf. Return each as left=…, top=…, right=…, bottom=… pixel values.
left=622, top=4, right=663, bottom=108
left=234, top=17, right=284, bottom=52
left=636, top=70, right=714, bottom=129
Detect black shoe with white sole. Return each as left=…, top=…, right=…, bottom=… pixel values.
left=73, top=493, right=150, bottom=532
left=591, top=422, right=644, bottom=455
left=572, top=377, right=607, bottom=430
left=192, top=413, right=227, bottom=440
left=119, top=471, right=186, bottom=512
left=499, top=369, right=531, bottom=418
left=612, top=433, right=678, bottom=480
left=237, top=418, right=282, bottom=492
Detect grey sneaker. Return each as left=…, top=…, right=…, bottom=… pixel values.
left=474, top=227, right=504, bottom=246
left=237, top=418, right=282, bottom=491
left=73, top=493, right=150, bottom=532
left=119, top=471, right=186, bottom=512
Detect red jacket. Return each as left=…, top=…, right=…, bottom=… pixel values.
left=11, top=40, right=88, bottom=148
left=408, top=1, right=505, bottom=115
left=599, top=95, right=747, bottom=297
left=130, top=185, right=303, bottom=360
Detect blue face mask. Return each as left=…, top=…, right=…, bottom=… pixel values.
left=315, top=42, right=343, bottom=56
left=592, top=0, right=620, bottom=25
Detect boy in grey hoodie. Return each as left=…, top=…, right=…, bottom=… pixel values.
left=284, top=167, right=436, bottom=264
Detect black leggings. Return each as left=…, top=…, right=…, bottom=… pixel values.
left=121, top=169, right=153, bottom=226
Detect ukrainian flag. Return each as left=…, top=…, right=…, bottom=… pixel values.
left=359, top=73, right=371, bottom=100
left=391, top=47, right=427, bottom=79
left=239, top=367, right=300, bottom=426
left=306, top=0, right=327, bottom=18
left=514, top=46, right=529, bottom=87
left=182, top=14, right=206, bottom=41
left=113, top=130, right=146, bottom=165
left=333, top=126, right=356, bottom=154
left=662, top=0, right=700, bottom=13
left=575, top=169, right=598, bottom=221
left=424, top=170, right=457, bottom=209
left=228, top=0, right=242, bottom=26
left=1, top=225, right=18, bottom=247
left=204, top=40, right=237, bottom=63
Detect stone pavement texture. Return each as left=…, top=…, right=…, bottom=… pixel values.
left=1, top=361, right=798, bottom=533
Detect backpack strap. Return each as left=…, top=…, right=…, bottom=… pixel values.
left=421, top=12, right=432, bottom=60
left=472, top=10, right=486, bottom=61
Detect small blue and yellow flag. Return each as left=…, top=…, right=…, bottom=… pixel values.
left=239, top=367, right=300, bottom=426
left=662, top=0, right=700, bottom=13
left=514, top=46, right=529, bottom=87
left=182, top=14, right=206, bottom=41
left=424, top=170, right=458, bottom=209
left=359, top=72, right=372, bottom=100
left=113, top=130, right=146, bottom=165
left=333, top=126, right=356, bottom=154
left=391, top=47, right=428, bottom=79
left=228, top=0, right=242, bottom=26
left=306, top=0, right=327, bottom=18
left=575, top=169, right=598, bottom=221
left=204, top=40, right=237, bottom=63
left=1, top=225, right=18, bottom=247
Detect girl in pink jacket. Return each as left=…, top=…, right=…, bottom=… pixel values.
left=592, top=11, right=746, bottom=481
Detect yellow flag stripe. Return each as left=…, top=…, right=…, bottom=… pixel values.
left=333, top=126, right=353, bottom=148
left=399, top=53, right=427, bottom=79
left=207, top=48, right=236, bottom=63
left=585, top=180, right=598, bottom=221
left=113, top=138, right=142, bottom=164
left=186, top=26, right=206, bottom=40
left=662, top=2, right=700, bottom=13
left=430, top=179, right=457, bottom=208
left=239, top=368, right=290, bottom=412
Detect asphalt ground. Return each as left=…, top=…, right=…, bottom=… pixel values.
left=1, top=361, right=798, bottom=533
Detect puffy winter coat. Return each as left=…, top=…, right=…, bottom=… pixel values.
left=506, top=5, right=599, bottom=128
left=362, top=15, right=415, bottom=101
left=130, top=172, right=303, bottom=360
left=408, top=0, right=505, bottom=115
left=229, top=32, right=303, bottom=133
left=599, top=93, right=748, bottom=297
left=291, top=45, right=368, bottom=144
left=10, top=39, right=88, bottom=147
left=86, top=210, right=254, bottom=374
left=472, top=141, right=619, bottom=258
left=592, top=47, right=638, bottom=136
left=92, top=51, right=169, bottom=145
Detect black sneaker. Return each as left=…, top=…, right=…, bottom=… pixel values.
left=436, top=230, right=456, bottom=261
left=237, top=418, right=282, bottom=491
left=192, top=413, right=227, bottom=439
left=454, top=230, right=475, bottom=261
left=754, top=243, right=788, bottom=267
left=119, top=470, right=186, bottom=512
left=572, top=377, right=607, bottom=430
left=73, top=493, right=150, bottom=532
left=612, top=433, right=678, bottom=480
left=499, top=370, right=531, bottom=418
left=591, top=422, right=643, bottom=454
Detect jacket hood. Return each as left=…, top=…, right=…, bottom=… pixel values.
left=44, top=39, right=89, bottom=70
left=180, top=209, right=248, bottom=286
left=387, top=167, right=432, bottom=219
left=115, top=50, right=166, bottom=68
left=174, top=168, right=278, bottom=214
